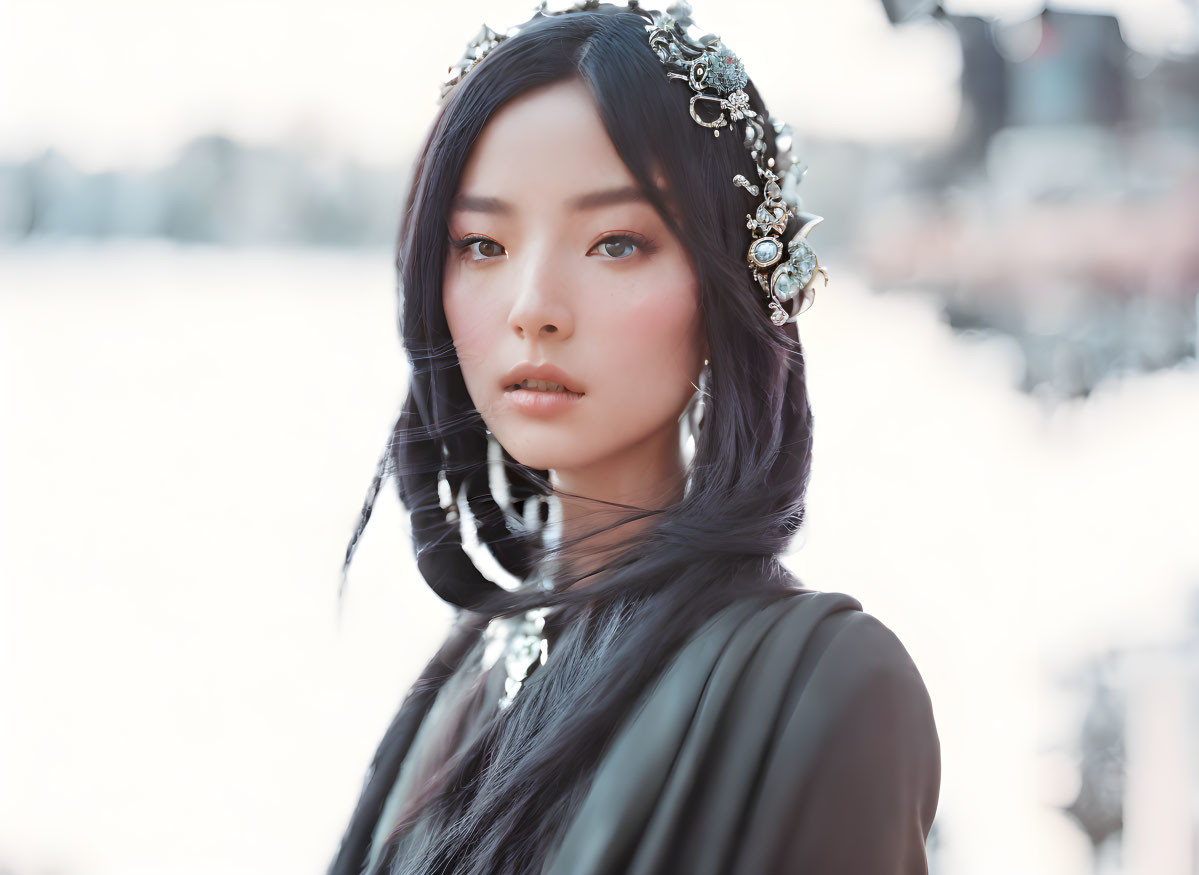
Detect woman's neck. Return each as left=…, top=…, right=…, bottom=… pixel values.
left=548, top=426, right=686, bottom=589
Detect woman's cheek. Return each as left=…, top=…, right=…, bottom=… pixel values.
left=444, top=292, right=497, bottom=409
left=618, top=282, right=701, bottom=371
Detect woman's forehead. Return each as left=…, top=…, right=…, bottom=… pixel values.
left=447, top=80, right=682, bottom=225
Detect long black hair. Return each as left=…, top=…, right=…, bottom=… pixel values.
left=330, top=4, right=818, bottom=873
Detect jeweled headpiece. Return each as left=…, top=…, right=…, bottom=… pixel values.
left=439, top=0, right=828, bottom=326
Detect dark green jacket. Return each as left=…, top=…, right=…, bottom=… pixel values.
left=331, top=589, right=941, bottom=874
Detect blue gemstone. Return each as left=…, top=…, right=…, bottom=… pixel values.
left=752, top=239, right=778, bottom=264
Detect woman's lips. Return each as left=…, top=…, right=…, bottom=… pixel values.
left=500, top=363, right=583, bottom=394
left=503, top=385, right=585, bottom=416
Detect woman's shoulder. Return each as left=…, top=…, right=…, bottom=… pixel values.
left=721, top=588, right=938, bottom=745
left=689, top=587, right=940, bottom=803
left=688, top=588, right=912, bottom=689
left=718, top=588, right=942, bottom=871
left=720, top=587, right=929, bottom=690
left=619, top=585, right=938, bottom=750
left=772, top=589, right=931, bottom=697
left=544, top=587, right=941, bottom=874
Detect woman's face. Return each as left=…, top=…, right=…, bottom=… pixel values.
left=443, top=78, right=707, bottom=482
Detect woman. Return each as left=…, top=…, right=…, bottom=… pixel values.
left=329, top=2, right=941, bottom=873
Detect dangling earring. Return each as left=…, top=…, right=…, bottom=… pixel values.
left=679, top=357, right=710, bottom=463
left=486, top=430, right=514, bottom=519
left=487, top=431, right=537, bottom=536
left=680, top=359, right=711, bottom=419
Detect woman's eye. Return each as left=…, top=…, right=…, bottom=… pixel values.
left=452, top=236, right=506, bottom=262
left=589, top=234, right=654, bottom=260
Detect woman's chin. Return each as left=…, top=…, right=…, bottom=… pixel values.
left=489, top=431, right=600, bottom=475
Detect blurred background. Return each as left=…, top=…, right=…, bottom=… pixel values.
left=1, top=0, right=1197, bottom=872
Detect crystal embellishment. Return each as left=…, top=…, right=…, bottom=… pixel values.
left=786, top=237, right=817, bottom=287
left=771, top=237, right=817, bottom=303
left=774, top=271, right=798, bottom=301
left=701, top=46, right=748, bottom=95
left=749, top=237, right=781, bottom=268
left=480, top=572, right=554, bottom=710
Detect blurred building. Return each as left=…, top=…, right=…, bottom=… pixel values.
left=862, top=2, right=1199, bottom=401
left=0, top=135, right=404, bottom=248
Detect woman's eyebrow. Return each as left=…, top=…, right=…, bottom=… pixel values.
left=450, top=185, right=649, bottom=216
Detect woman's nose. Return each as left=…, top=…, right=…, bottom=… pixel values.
left=506, top=246, right=574, bottom=340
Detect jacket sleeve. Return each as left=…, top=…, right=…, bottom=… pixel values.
left=739, top=609, right=942, bottom=875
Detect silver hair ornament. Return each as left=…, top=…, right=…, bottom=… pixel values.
left=438, top=0, right=828, bottom=327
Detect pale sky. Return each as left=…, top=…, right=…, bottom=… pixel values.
left=0, top=0, right=1194, bottom=172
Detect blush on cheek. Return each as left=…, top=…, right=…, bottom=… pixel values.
left=610, top=289, right=702, bottom=383
left=628, top=282, right=700, bottom=354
